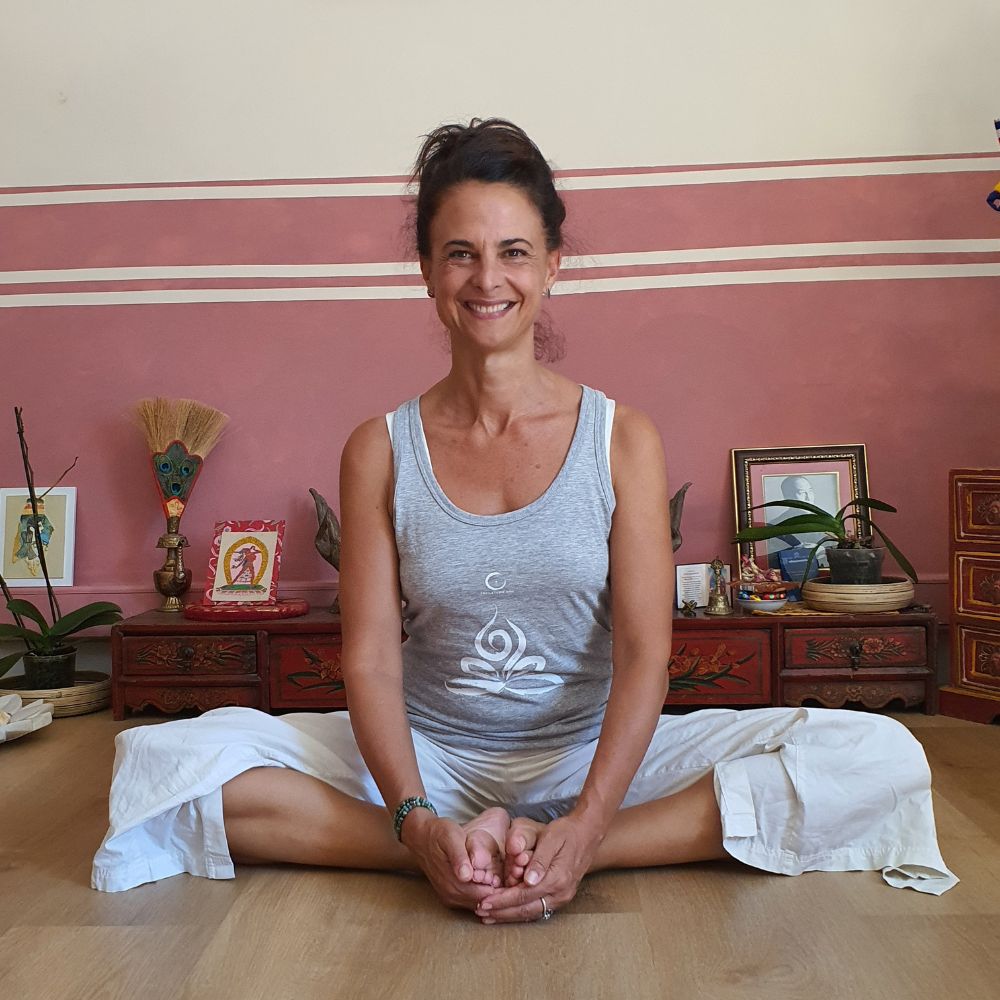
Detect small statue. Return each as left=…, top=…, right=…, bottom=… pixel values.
left=670, top=481, right=693, bottom=553
left=309, top=488, right=341, bottom=614
left=680, top=599, right=698, bottom=617
left=705, top=556, right=733, bottom=616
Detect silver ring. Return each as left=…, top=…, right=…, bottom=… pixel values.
left=540, top=896, right=554, bottom=921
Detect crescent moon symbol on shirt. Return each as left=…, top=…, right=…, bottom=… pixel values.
left=484, top=572, right=507, bottom=591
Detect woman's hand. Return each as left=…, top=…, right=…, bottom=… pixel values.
left=400, top=810, right=498, bottom=911
left=474, top=813, right=604, bottom=924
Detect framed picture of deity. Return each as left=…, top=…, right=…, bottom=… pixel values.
left=203, top=519, right=285, bottom=604
left=731, top=445, right=870, bottom=574
left=0, top=487, right=77, bottom=587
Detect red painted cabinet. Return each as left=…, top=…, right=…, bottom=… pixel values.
left=940, top=468, right=1000, bottom=723
left=112, top=606, right=938, bottom=718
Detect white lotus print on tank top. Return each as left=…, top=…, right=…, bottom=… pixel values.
left=446, top=607, right=564, bottom=698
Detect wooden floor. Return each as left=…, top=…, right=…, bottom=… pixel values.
left=1, top=710, right=998, bottom=1000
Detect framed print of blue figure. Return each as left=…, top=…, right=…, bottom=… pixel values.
left=0, top=487, right=77, bottom=587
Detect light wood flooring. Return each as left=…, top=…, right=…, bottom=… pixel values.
left=1, top=710, right=998, bottom=1000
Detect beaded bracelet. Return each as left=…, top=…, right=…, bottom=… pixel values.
left=392, top=796, right=438, bottom=841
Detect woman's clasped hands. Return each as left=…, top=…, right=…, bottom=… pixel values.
left=475, top=811, right=604, bottom=925
left=400, top=804, right=605, bottom=924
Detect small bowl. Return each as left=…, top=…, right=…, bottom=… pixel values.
left=735, top=595, right=788, bottom=612
left=732, top=579, right=798, bottom=612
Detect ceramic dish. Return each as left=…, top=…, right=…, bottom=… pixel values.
left=735, top=595, right=788, bottom=611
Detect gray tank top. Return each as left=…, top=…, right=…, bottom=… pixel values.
left=390, top=385, right=616, bottom=750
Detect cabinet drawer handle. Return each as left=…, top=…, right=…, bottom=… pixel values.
left=848, top=641, right=862, bottom=669
left=177, top=645, right=195, bottom=670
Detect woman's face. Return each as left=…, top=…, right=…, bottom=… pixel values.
left=420, top=181, right=560, bottom=355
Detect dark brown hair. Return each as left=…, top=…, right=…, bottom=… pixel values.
left=411, top=119, right=567, bottom=362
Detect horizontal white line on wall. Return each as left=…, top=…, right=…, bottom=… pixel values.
left=564, top=239, right=1000, bottom=269
left=557, top=263, right=1000, bottom=294
left=558, top=157, right=1000, bottom=191
left=0, top=285, right=430, bottom=307
left=5, top=240, right=1000, bottom=286
left=0, top=262, right=422, bottom=284
left=4, top=263, right=1000, bottom=307
left=0, top=181, right=409, bottom=207
left=2, top=156, right=998, bottom=207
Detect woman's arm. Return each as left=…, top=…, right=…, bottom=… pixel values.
left=565, top=404, right=674, bottom=837
left=477, top=404, right=674, bottom=920
left=339, top=418, right=496, bottom=906
left=339, top=417, right=424, bottom=811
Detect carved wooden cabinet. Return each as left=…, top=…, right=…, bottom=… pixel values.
left=668, top=609, right=937, bottom=712
left=778, top=620, right=934, bottom=711
left=111, top=610, right=344, bottom=719
left=112, top=606, right=937, bottom=719
left=666, top=615, right=772, bottom=706
left=939, top=469, right=1000, bottom=723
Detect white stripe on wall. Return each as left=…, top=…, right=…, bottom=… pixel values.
left=2, top=156, right=998, bottom=207
left=0, top=262, right=423, bottom=284
left=4, top=240, right=1000, bottom=286
left=556, top=263, right=1000, bottom=295
left=4, top=263, right=999, bottom=307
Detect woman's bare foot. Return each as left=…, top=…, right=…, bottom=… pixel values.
left=461, top=807, right=511, bottom=887
left=504, top=816, right=546, bottom=886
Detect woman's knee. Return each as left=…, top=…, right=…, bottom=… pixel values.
left=809, top=710, right=931, bottom=785
left=221, top=767, right=285, bottom=821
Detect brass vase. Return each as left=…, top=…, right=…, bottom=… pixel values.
left=153, top=514, right=192, bottom=612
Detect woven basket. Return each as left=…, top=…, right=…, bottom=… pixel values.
left=0, top=670, right=111, bottom=717
left=801, top=577, right=915, bottom=614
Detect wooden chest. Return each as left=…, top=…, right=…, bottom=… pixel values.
left=940, top=469, right=1000, bottom=723
left=111, top=610, right=344, bottom=719
left=112, top=605, right=937, bottom=719
left=669, top=610, right=937, bottom=712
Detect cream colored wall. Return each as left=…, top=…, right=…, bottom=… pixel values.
left=2, top=0, right=998, bottom=186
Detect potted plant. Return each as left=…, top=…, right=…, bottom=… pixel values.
left=733, top=496, right=918, bottom=586
left=0, top=591, right=123, bottom=687
left=0, top=407, right=123, bottom=688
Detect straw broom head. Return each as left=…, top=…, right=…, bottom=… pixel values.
left=135, top=397, right=229, bottom=458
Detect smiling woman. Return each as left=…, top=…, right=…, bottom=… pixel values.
left=420, top=180, right=560, bottom=361
left=412, top=119, right=567, bottom=363
left=94, top=118, right=957, bottom=919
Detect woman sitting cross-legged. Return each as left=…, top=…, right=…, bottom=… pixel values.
left=93, top=119, right=957, bottom=918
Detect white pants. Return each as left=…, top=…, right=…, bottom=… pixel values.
left=91, top=706, right=957, bottom=894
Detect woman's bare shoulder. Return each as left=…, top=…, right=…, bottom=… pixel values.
left=341, top=416, right=393, bottom=491
left=610, top=403, right=664, bottom=461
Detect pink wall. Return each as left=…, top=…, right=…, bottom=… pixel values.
left=2, top=157, right=999, bottom=625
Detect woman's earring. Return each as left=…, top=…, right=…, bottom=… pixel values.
left=544, top=287, right=552, bottom=298
left=426, top=288, right=435, bottom=299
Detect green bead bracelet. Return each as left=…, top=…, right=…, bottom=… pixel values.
left=392, top=796, right=438, bottom=840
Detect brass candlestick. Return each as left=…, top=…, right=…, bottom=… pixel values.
left=153, top=513, right=192, bottom=612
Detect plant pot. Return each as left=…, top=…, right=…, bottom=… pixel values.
left=826, top=546, right=885, bottom=584
left=22, top=648, right=77, bottom=689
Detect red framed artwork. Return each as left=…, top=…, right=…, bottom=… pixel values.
left=203, top=519, right=286, bottom=604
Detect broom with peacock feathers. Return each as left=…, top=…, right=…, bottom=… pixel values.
left=135, top=398, right=229, bottom=610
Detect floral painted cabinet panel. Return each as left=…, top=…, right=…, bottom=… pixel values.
left=121, top=635, right=257, bottom=676
left=667, top=630, right=770, bottom=705
left=269, top=637, right=345, bottom=709
left=112, top=610, right=343, bottom=719
left=784, top=628, right=926, bottom=671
